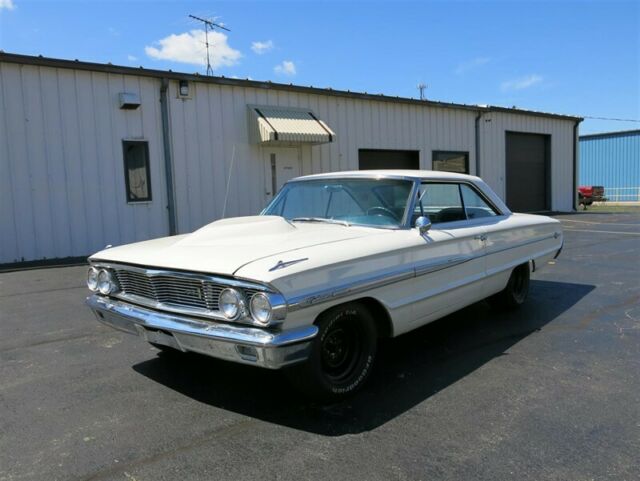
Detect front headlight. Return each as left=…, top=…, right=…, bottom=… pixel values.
left=250, top=292, right=272, bottom=325
left=87, top=267, right=99, bottom=291
left=97, top=269, right=116, bottom=295
left=219, top=288, right=244, bottom=320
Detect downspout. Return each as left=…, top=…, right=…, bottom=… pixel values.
left=572, top=119, right=582, bottom=211
left=475, top=110, right=483, bottom=176
left=160, top=78, right=177, bottom=235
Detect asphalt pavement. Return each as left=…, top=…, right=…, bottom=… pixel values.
left=1, top=212, right=639, bottom=481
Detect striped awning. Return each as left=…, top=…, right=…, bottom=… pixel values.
left=248, top=105, right=335, bottom=144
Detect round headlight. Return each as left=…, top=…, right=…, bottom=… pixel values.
left=219, top=288, right=243, bottom=320
left=97, top=269, right=114, bottom=295
left=250, top=292, right=272, bottom=325
left=87, top=267, right=99, bottom=292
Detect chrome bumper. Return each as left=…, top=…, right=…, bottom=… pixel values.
left=86, top=295, right=317, bottom=369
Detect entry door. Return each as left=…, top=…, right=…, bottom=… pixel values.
left=264, top=147, right=302, bottom=200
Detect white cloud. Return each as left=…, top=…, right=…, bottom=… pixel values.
left=0, top=0, right=16, bottom=10
left=455, top=57, right=490, bottom=74
left=501, top=74, right=543, bottom=91
left=145, top=29, right=241, bottom=69
left=274, top=60, right=296, bottom=76
left=251, top=40, right=274, bottom=55
left=127, top=55, right=138, bottom=62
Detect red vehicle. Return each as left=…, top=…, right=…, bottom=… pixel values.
left=578, top=186, right=605, bottom=209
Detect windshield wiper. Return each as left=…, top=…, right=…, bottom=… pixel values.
left=291, top=217, right=351, bottom=227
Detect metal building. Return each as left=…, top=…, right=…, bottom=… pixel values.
left=0, top=53, right=582, bottom=265
left=579, top=130, right=640, bottom=202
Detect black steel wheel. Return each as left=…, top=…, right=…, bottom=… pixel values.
left=489, top=263, right=530, bottom=310
left=286, top=302, right=377, bottom=402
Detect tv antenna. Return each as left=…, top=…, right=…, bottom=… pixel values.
left=188, top=14, right=231, bottom=75
left=417, top=83, right=427, bottom=100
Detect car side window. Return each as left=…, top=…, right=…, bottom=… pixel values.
left=460, top=184, right=499, bottom=219
left=416, top=183, right=466, bottom=224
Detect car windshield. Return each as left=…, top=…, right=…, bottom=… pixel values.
left=262, top=178, right=414, bottom=228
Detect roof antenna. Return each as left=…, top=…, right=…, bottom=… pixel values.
left=188, top=14, right=231, bottom=76
left=417, top=83, right=427, bottom=100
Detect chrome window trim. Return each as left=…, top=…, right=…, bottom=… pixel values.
left=415, top=180, right=504, bottom=222
left=89, top=261, right=287, bottom=326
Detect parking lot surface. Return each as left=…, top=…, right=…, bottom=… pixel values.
left=1, top=212, right=639, bottom=481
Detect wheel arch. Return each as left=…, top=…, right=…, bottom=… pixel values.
left=313, top=296, right=394, bottom=338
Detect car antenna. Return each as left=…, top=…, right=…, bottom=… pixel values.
left=222, top=144, right=236, bottom=218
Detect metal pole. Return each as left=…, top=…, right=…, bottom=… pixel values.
left=160, top=78, right=177, bottom=235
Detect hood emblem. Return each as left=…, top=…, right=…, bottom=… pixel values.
left=269, top=258, right=309, bottom=272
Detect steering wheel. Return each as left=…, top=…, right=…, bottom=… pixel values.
left=366, top=206, right=400, bottom=221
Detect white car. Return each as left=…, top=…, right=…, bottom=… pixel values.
left=86, top=170, right=563, bottom=400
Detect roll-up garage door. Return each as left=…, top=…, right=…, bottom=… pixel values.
left=506, top=132, right=550, bottom=212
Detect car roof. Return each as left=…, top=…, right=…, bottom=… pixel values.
left=292, top=170, right=481, bottom=182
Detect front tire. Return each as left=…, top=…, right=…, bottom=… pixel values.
left=489, top=263, right=530, bottom=310
left=286, top=303, right=377, bottom=402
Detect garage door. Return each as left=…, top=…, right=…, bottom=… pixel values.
left=359, top=149, right=419, bottom=170
left=506, top=132, right=550, bottom=212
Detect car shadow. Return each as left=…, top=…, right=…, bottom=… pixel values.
left=132, top=280, right=595, bottom=436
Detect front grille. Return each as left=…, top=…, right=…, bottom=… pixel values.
left=113, top=269, right=259, bottom=312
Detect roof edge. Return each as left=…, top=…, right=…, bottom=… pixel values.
left=579, top=129, right=640, bottom=140
left=0, top=51, right=582, bottom=122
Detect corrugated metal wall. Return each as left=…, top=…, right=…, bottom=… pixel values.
left=579, top=131, right=640, bottom=201
left=0, top=60, right=577, bottom=264
left=0, top=62, right=169, bottom=264
left=479, top=111, right=576, bottom=212
left=167, top=81, right=479, bottom=233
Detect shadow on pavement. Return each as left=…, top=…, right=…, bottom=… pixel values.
left=133, top=280, right=595, bottom=436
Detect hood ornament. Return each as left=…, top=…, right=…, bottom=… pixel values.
left=269, top=258, right=309, bottom=272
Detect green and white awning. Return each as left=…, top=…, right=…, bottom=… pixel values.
left=249, top=105, right=335, bottom=145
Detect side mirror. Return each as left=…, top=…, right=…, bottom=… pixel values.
left=415, top=216, right=431, bottom=235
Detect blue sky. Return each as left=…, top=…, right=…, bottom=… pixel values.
left=1, top=0, right=638, bottom=134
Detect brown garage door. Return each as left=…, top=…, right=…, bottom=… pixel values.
left=359, top=149, right=419, bottom=170
left=506, top=132, right=550, bottom=212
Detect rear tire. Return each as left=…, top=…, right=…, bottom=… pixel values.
left=489, top=263, right=530, bottom=310
left=286, top=303, right=377, bottom=402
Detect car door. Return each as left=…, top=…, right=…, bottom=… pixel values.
left=408, top=182, right=488, bottom=328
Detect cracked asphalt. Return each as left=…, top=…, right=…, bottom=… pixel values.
left=1, top=212, right=639, bottom=481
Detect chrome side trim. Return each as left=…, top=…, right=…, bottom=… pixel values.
left=287, top=233, right=559, bottom=311
left=287, top=268, right=415, bottom=312
left=485, top=232, right=559, bottom=256
left=414, top=255, right=471, bottom=277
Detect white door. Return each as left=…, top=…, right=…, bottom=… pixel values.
left=264, top=147, right=302, bottom=201
left=408, top=182, right=488, bottom=327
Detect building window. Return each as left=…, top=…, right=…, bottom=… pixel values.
left=122, top=141, right=152, bottom=202
left=359, top=149, right=420, bottom=170
left=432, top=151, right=469, bottom=174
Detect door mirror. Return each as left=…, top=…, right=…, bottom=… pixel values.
left=415, top=216, right=431, bottom=234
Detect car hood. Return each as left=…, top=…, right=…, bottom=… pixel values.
left=90, top=215, right=379, bottom=277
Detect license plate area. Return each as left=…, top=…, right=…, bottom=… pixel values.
left=137, top=326, right=182, bottom=350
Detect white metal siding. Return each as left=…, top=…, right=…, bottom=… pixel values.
left=0, top=63, right=169, bottom=264
left=479, top=111, right=576, bottom=212
left=0, top=60, right=577, bottom=264
left=168, top=81, right=480, bottom=233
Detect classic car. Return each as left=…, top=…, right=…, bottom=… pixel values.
left=86, top=170, right=563, bottom=400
